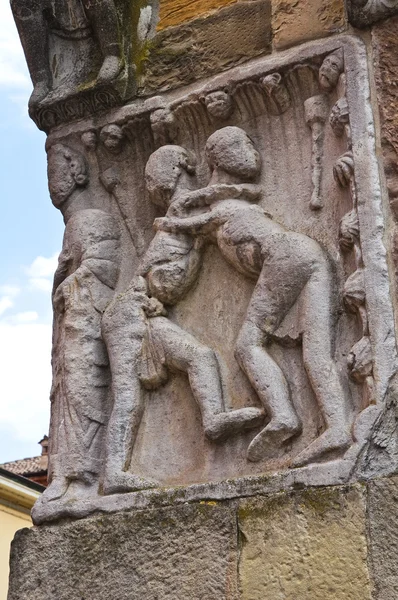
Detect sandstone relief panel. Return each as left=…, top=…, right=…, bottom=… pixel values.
left=31, top=36, right=397, bottom=523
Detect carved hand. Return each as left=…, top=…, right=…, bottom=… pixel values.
left=52, top=266, right=91, bottom=312
left=153, top=217, right=175, bottom=232
left=143, top=296, right=167, bottom=318
left=168, top=188, right=214, bottom=216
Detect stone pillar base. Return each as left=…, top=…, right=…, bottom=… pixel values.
left=8, top=476, right=398, bottom=599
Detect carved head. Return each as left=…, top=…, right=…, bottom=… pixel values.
left=100, top=124, right=124, bottom=153
left=145, top=145, right=196, bottom=209
left=205, top=127, right=261, bottom=181
left=81, top=130, right=98, bottom=150
left=47, top=144, right=89, bottom=209
left=319, top=49, right=344, bottom=91
left=203, top=90, right=233, bottom=120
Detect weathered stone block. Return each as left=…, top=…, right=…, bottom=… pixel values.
left=158, top=0, right=238, bottom=30
left=141, top=0, right=272, bottom=94
left=238, top=486, right=372, bottom=599
left=368, top=476, right=398, bottom=600
left=272, top=0, right=346, bottom=49
left=8, top=503, right=239, bottom=600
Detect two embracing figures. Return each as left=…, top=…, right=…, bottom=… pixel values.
left=41, top=126, right=351, bottom=508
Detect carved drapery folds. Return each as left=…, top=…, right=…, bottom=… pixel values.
left=29, top=36, right=397, bottom=524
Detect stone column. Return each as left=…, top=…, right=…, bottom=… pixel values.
left=8, top=0, right=398, bottom=598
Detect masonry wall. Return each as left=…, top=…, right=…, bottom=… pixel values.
left=8, top=476, right=398, bottom=600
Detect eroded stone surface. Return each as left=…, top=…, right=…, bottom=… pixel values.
left=238, top=486, right=371, bottom=599
left=272, top=0, right=346, bottom=49
left=158, top=0, right=238, bottom=30
left=10, top=485, right=378, bottom=599
left=9, top=503, right=239, bottom=600
left=371, top=17, right=398, bottom=360
left=372, top=17, right=398, bottom=160
left=141, top=0, right=272, bottom=94
left=368, top=476, right=398, bottom=600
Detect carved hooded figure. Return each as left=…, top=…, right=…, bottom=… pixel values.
left=42, top=144, right=121, bottom=505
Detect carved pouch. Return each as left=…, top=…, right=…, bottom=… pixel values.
left=138, top=321, right=168, bottom=391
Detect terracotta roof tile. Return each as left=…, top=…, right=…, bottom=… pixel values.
left=0, top=455, right=47, bottom=476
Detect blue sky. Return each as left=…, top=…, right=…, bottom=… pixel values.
left=0, top=3, right=64, bottom=463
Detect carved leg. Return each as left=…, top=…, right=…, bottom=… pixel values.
left=235, top=320, right=302, bottom=462
left=292, top=270, right=352, bottom=468
left=82, top=0, right=122, bottom=82
left=150, top=317, right=264, bottom=440
left=102, top=309, right=158, bottom=494
left=10, top=0, right=51, bottom=108
left=40, top=454, right=69, bottom=502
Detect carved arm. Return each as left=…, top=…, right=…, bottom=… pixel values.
left=154, top=211, right=222, bottom=235
left=52, top=248, right=73, bottom=297
left=170, top=184, right=261, bottom=215
left=52, top=264, right=92, bottom=312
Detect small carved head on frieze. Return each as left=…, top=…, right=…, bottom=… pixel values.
left=150, top=108, right=177, bottom=147
left=205, top=126, right=261, bottom=181
left=100, top=124, right=125, bottom=154
left=202, top=89, right=234, bottom=121
left=47, top=144, right=89, bottom=209
left=261, top=73, right=291, bottom=115
left=145, top=145, right=196, bottom=209
left=319, top=49, right=344, bottom=91
left=81, top=129, right=98, bottom=150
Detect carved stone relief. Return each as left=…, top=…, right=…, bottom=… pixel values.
left=10, top=0, right=158, bottom=130
left=346, top=0, right=398, bottom=27
left=31, top=36, right=397, bottom=524
left=46, top=143, right=121, bottom=503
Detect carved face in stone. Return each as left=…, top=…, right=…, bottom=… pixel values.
left=145, top=145, right=196, bottom=209
left=100, top=124, right=124, bottom=153
left=47, top=144, right=88, bottom=209
left=81, top=130, right=98, bottom=150
left=204, top=90, right=233, bottom=120
left=205, top=126, right=261, bottom=180
left=319, top=50, right=344, bottom=91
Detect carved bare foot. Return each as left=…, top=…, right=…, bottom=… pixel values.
left=291, top=428, right=352, bottom=468
left=204, top=407, right=264, bottom=441
left=40, top=476, right=69, bottom=502
left=28, top=81, right=50, bottom=110
left=97, top=55, right=122, bottom=83
left=246, top=417, right=302, bottom=462
left=103, top=472, right=158, bottom=495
